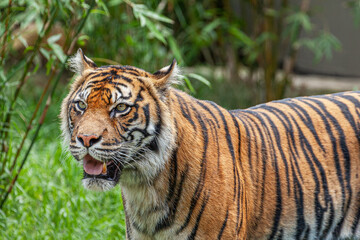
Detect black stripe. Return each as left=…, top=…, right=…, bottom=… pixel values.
left=301, top=98, right=347, bottom=204
left=195, top=100, right=221, bottom=128
left=174, top=92, right=197, bottom=131
left=113, top=75, right=133, bottom=83
left=228, top=113, right=243, bottom=233
left=257, top=105, right=308, bottom=238
left=144, top=84, right=162, bottom=139
left=232, top=111, right=255, bottom=169
left=233, top=112, right=268, bottom=232
left=155, top=161, right=189, bottom=232
left=261, top=105, right=304, bottom=181
left=305, top=97, right=352, bottom=236
left=177, top=106, right=208, bottom=234
left=289, top=110, right=334, bottom=237
left=194, top=100, right=223, bottom=170
left=187, top=193, right=210, bottom=240
left=134, top=88, right=144, bottom=103
left=87, top=71, right=110, bottom=79
left=244, top=110, right=282, bottom=239
left=268, top=99, right=326, bottom=153
left=217, top=210, right=229, bottom=239
left=122, top=194, right=133, bottom=239
left=207, top=102, right=238, bottom=200
left=209, top=119, right=221, bottom=168
left=142, top=104, right=150, bottom=128
left=351, top=192, right=360, bottom=234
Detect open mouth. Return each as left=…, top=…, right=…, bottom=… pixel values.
left=83, top=154, right=122, bottom=182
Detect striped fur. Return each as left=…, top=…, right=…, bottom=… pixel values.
left=61, top=51, right=360, bottom=239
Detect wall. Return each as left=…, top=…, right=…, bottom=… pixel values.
left=294, top=0, right=360, bottom=77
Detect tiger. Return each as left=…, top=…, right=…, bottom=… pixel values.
left=60, top=48, right=360, bottom=240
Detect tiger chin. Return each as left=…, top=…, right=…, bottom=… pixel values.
left=61, top=48, right=360, bottom=239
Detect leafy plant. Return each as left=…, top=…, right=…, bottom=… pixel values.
left=0, top=0, right=97, bottom=209
left=347, top=0, right=360, bottom=26
left=138, top=0, right=344, bottom=102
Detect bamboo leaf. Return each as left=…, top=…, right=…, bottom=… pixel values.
left=49, top=43, right=66, bottom=63
left=132, top=3, right=173, bottom=24
left=46, top=57, right=54, bottom=75
left=108, top=0, right=123, bottom=7
left=32, top=62, right=40, bottom=74
left=168, top=36, right=184, bottom=64
left=23, top=46, right=34, bottom=54
left=40, top=48, right=50, bottom=60
left=2, top=59, right=26, bottom=84
left=286, top=12, right=312, bottom=32
left=139, top=14, right=146, bottom=27
left=298, top=31, right=341, bottom=62
left=98, top=1, right=110, bottom=16
left=285, top=12, right=313, bottom=43
left=47, top=33, right=62, bottom=44
left=188, top=73, right=211, bottom=87
left=77, top=35, right=89, bottom=47
left=347, top=0, right=360, bottom=27
left=181, top=75, right=195, bottom=93
left=203, top=19, right=222, bottom=34
left=90, top=9, right=108, bottom=16
left=229, top=26, right=254, bottom=47
left=145, top=20, right=166, bottom=44
left=18, top=35, right=29, bottom=48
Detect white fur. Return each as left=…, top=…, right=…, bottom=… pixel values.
left=159, top=63, right=182, bottom=86
left=67, top=50, right=84, bottom=75
left=82, top=178, right=116, bottom=191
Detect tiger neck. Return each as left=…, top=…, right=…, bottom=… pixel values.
left=120, top=89, right=253, bottom=237
left=119, top=89, right=209, bottom=236
left=119, top=90, right=179, bottom=237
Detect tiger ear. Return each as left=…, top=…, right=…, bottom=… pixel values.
left=152, top=59, right=180, bottom=90
left=68, top=48, right=97, bottom=75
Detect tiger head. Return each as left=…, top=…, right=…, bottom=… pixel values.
left=60, top=49, right=178, bottom=191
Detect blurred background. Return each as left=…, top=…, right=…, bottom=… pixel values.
left=1, top=0, right=359, bottom=238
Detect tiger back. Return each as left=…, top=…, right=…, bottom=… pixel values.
left=61, top=49, right=360, bottom=239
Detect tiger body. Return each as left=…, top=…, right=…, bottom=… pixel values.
left=61, top=49, right=360, bottom=239
left=149, top=90, right=360, bottom=240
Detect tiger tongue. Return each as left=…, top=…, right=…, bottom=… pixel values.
left=83, top=154, right=103, bottom=175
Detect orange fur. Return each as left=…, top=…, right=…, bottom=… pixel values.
left=61, top=50, right=360, bottom=239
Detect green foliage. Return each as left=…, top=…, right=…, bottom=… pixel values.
left=347, top=0, right=360, bottom=26
left=299, top=31, right=342, bottom=62
left=0, top=0, right=98, bottom=210
left=285, top=11, right=313, bottom=41
left=83, top=0, right=175, bottom=69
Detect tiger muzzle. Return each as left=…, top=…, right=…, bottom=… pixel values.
left=82, top=154, right=122, bottom=182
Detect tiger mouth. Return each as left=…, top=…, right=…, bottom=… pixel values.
left=82, top=154, right=122, bottom=182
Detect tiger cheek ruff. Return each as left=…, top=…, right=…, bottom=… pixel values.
left=60, top=48, right=360, bottom=239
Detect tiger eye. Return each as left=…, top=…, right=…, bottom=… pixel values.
left=77, top=101, right=86, bottom=110
left=116, top=103, right=127, bottom=112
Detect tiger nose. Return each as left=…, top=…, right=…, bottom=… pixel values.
left=77, top=134, right=101, bottom=148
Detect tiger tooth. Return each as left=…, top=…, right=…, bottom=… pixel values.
left=102, top=162, right=107, bottom=175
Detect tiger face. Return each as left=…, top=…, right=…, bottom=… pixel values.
left=61, top=49, right=177, bottom=191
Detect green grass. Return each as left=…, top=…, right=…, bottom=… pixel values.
left=0, top=137, right=126, bottom=239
